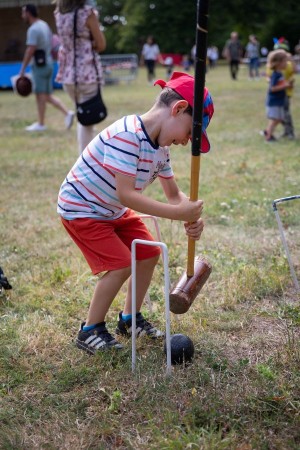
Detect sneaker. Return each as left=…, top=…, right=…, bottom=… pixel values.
left=65, top=110, right=75, bottom=130
left=25, top=122, right=47, bottom=132
left=116, top=311, right=165, bottom=339
left=266, top=135, right=277, bottom=143
left=76, top=322, right=123, bottom=354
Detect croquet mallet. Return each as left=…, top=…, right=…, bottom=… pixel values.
left=169, top=0, right=212, bottom=314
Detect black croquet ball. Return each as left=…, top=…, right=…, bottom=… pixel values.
left=164, top=333, right=195, bottom=365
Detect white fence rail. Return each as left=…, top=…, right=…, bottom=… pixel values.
left=101, top=54, right=138, bottom=85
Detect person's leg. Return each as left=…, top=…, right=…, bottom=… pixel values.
left=151, top=61, right=156, bottom=80
left=35, top=92, right=47, bottom=125
left=36, top=64, right=54, bottom=126
left=123, top=254, right=160, bottom=314
left=85, top=266, right=131, bottom=325
left=266, top=118, right=280, bottom=139
left=235, top=61, right=240, bottom=79
left=46, top=93, right=74, bottom=130
left=249, top=60, right=253, bottom=79
left=46, top=94, right=69, bottom=115
left=254, top=58, right=260, bottom=78
left=29, top=65, right=51, bottom=127
left=230, top=60, right=237, bottom=79
left=283, top=96, right=294, bottom=137
left=64, top=83, right=98, bottom=152
left=145, top=60, right=155, bottom=83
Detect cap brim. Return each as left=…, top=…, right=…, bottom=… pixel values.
left=200, top=131, right=210, bottom=153
left=153, top=79, right=166, bottom=88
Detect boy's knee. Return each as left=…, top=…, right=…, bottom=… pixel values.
left=140, top=253, right=160, bottom=268
left=118, top=265, right=132, bottom=280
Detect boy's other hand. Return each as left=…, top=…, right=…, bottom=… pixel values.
left=184, top=219, right=204, bottom=240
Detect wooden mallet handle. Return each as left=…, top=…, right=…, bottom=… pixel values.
left=187, top=0, right=209, bottom=278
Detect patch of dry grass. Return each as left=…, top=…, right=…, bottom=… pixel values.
left=1, top=65, right=300, bottom=449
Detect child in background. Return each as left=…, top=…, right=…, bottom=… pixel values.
left=263, top=49, right=292, bottom=142
left=164, top=56, right=174, bottom=79
left=57, top=72, right=214, bottom=355
left=267, top=39, right=296, bottom=139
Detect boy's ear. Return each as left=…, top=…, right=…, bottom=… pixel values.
left=171, top=100, right=189, bottom=116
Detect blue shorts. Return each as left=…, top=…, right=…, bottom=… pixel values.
left=266, top=106, right=285, bottom=121
left=31, top=63, right=53, bottom=94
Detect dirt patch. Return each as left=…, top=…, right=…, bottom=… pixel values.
left=223, top=310, right=300, bottom=365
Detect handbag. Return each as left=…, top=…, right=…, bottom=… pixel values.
left=73, top=8, right=107, bottom=126
left=34, top=49, right=46, bottom=66
left=76, top=88, right=107, bottom=126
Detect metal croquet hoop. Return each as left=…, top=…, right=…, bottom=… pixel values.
left=139, top=215, right=163, bottom=313
left=272, top=195, right=300, bottom=292
left=131, top=239, right=172, bottom=376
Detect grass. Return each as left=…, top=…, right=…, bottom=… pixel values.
left=0, top=64, right=300, bottom=449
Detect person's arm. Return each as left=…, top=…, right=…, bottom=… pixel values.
left=270, top=73, right=291, bottom=92
left=159, top=176, right=204, bottom=240
left=86, top=10, right=106, bottom=53
left=19, top=45, right=36, bottom=76
left=222, top=44, right=229, bottom=60
left=159, top=176, right=188, bottom=204
left=115, top=172, right=203, bottom=223
left=270, top=80, right=291, bottom=92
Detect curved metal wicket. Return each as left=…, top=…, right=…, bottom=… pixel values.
left=273, top=195, right=300, bottom=292
left=139, top=215, right=163, bottom=313
left=131, top=239, right=172, bottom=375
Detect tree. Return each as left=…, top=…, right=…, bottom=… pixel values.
left=97, top=0, right=300, bottom=56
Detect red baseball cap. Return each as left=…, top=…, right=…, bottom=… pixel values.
left=154, top=71, right=214, bottom=152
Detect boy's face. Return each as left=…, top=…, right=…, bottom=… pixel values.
left=158, top=101, right=192, bottom=148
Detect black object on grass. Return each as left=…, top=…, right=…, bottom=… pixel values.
left=0, top=266, right=12, bottom=290
left=164, top=333, right=195, bottom=365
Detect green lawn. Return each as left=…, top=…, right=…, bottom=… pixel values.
left=0, top=65, right=299, bottom=449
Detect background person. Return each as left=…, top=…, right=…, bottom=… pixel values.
left=245, top=34, right=260, bottom=79
left=20, top=3, right=74, bottom=132
left=164, top=56, right=174, bottom=79
left=54, top=0, right=106, bottom=153
left=57, top=72, right=214, bottom=355
left=207, top=46, right=219, bottom=69
left=140, top=36, right=163, bottom=84
left=267, top=39, right=296, bottom=139
left=262, top=49, right=292, bottom=142
left=222, top=31, right=243, bottom=80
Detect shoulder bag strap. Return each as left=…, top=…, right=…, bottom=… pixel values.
left=73, top=8, right=79, bottom=102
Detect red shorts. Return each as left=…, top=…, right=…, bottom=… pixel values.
left=61, top=209, right=161, bottom=275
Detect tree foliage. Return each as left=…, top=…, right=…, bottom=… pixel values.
left=98, top=0, right=300, bottom=56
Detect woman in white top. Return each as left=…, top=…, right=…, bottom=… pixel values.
left=141, top=36, right=162, bottom=84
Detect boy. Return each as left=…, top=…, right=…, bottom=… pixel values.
left=263, top=50, right=292, bottom=142
left=57, top=71, right=214, bottom=354
left=267, top=39, right=296, bottom=139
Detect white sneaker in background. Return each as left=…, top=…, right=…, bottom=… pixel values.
left=65, top=110, right=75, bottom=129
left=25, top=122, right=47, bottom=132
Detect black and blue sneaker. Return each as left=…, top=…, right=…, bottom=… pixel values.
left=76, top=322, right=123, bottom=354
left=116, top=311, right=165, bottom=339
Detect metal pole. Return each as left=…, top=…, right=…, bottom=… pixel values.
left=272, top=196, right=300, bottom=292
left=131, top=239, right=171, bottom=375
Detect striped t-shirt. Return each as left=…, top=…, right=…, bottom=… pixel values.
left=57, top=115, right=174, bottom=220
